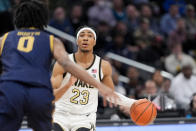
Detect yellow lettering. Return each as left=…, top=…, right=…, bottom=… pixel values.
left=17, top=32, right=40, bottom=36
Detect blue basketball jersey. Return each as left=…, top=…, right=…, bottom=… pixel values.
left=0, top=29, right=54, bottom=88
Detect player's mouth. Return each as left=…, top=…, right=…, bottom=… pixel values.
left=82, top=43, right=88, bottom=47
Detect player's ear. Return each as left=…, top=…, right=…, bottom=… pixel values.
left=76, top=39, right=79, bottom=45
left=93, top=39, right=96, bottom=46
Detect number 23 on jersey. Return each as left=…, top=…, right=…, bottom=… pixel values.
left=70, top=88, right=90, bottom=105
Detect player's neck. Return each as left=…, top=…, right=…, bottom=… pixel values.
left=75, top=51, right=94, bottom=63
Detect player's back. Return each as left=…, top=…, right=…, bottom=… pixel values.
left=0, top=29, right=54, bottom=88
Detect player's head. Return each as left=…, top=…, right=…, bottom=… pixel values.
left=76, top=26, right=96, bottom=53
left=14, top=0, right=48, bottom=30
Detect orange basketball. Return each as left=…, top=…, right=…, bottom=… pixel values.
left=130, top=99, right=157, bottom=126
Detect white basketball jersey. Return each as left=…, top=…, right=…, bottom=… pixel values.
left=55, top=54, right=103, bottom=115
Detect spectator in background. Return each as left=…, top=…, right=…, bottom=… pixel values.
left=112, top=21, right=134, bottom=47
left=153, top=78, right=177, bottom=111
left=124, top=4, right=140, bottom=33
left=133, top=18, right=155, bottom=49
left=70, top=4, right=85, bottom=33
left=124, top=5, right=140, bottom=55
left=109, top=33, right=132, bottom=59
left=141, top=79, right=177, bottom=110
left=169, top=63, right=196, bottom=110
left=185, top=4, right=196, bottom=39
left=167, top=18, right=187, bottom=49
left=183, top=4, right=196, bottom=54
left=163, top=0, right=186, bottom=15
left=152, top=70, right=164, bottom=90
left=112, top=0, right=126, bottom=21
left=95, top=21, right=112, bottom=56
left=49, top=6, right=74, bottom=35
left=165, top=44, right=196, bottom=75
left=141, top=80, right=158, bottom=100
left=112, top=21, right=128, bottom=39
left=160, top=4, right=181, bottom=36
left=159, top=79, right=172, bottom=96
left=137, top=35, right=166, bottom=68
left=124, top=67, right=144, bottom=99
left=88, top=0, right=116, bottom=27
left=140, top=4, right=160, bottom=34
left=108, top=33, right=132, bottom=75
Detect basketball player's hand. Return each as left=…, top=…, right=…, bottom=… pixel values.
left=119, top=105, right=130, bottom=116
left=103, top=98, right=116, bottom=108
left=98, top=83, right=120, bottom=106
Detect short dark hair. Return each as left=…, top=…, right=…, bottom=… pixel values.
left=14, top=0, right=48, bottom=30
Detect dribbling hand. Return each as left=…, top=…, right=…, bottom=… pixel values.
left=98, top=83, right=120, bottom=106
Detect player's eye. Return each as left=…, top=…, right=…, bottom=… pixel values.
left=80, top=34, right=84, bottom=37
left=88, top=35, right=93, bottom=38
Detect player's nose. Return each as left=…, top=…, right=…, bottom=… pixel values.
left=83, top=37, right=88, bottom=41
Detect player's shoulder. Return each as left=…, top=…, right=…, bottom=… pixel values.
left=94, top=54, right=111, bottom=69
left=0, top=31, right=12, bottom=49
left=100, top=58, right=112, bottom=75
left=101, top=59, right=111, bottom=68
left=2, top=30, right=15, bottom=36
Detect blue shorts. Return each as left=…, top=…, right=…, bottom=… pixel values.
left=0, top=81, right=54, bottom=131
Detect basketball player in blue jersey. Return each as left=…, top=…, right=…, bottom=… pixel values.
left=0, top=1, right=118, bottom=131
left=51, top=26, right=137, bottom=131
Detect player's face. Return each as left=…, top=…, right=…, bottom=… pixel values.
left=77, top=30, right=96, bottom=52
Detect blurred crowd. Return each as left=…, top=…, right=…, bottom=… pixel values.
left=1, top=0, right=196, bottom=119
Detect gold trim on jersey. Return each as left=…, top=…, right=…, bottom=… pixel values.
left=28, top=27, right=36, bottom=29
left=0, top=32, right=9, bottom=56
left=50, top=35, right=54, bottom=53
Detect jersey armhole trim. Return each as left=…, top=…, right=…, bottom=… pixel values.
left=99, top=58, right=103, bottom=81
left=0, top=32, right=9, bottom=56
left=50, top=35, right=54, bottom=53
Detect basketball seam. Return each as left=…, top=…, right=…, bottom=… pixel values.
left=135, top=102, right=152, bottom=123
left=150, top=104, right=157, bottom=122
left=147, top=103, right=154, bottom=124
left=131, top=101, right=148, bottom=115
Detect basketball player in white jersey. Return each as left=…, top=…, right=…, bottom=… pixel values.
left=51, top=26, right=137, bottom=131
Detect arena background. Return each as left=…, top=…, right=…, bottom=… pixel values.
left=1, top=0, right=196, bottom=130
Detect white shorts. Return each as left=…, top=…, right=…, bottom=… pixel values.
left=53, top=111, right=96, bottom=131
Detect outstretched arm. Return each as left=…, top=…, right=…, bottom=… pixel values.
left=101, top=60, right=136, bottom=108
